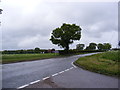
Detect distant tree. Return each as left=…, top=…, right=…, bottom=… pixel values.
left=34, top=47, right=40, bottom=53
left=27, top=49, right=34, bottom=53
left=51, top=48, right=55, bottom=53
left=76, top=44, right=85, bottom=50
left=85, top=46, right=90, bottom=50
left=103, top=43, right=111, bottom=50
left=0, top=9, right=3, bottom=14
left=97, top=43, right=104, bottom=50
left=18, top=50, right=24, bottom=54
left=50, top=23, right=82, bottom=53
left=86, top=43, right=97, bottom=50
left=119, top=41, right=120, bottom=46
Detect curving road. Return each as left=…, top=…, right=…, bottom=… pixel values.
left=2, top=53, right=118, bottom=88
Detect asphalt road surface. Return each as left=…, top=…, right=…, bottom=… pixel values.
left=2, top=53, right=118, bottom=88
left=26, top=67, right=118, bottom=88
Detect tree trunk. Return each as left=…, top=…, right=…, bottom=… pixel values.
left=65, top=43, right=69, bottom=54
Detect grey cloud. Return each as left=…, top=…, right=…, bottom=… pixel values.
left=1, top=1, right=118, bottom=50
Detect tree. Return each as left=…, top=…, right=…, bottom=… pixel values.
left=97, top=43, right=104, bottom=50
left=76, top=44, right=85, bottom=50
left=0, top=9, right=3, bottom=14
left=85, top=46, right=90, bottom=50
left=103, top=43, right=111, bottom=50
left=34, top=47, right=40, bottom=53
left=86, top=43, right=97, bottom=50
left=50, top=23, right=82, bottom=53
left=119, top=41, right=120, bottom=46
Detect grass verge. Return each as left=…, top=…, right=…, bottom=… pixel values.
left=74, top=51, right=120, bottom=77
left=1, top=53, right=60, bottom=64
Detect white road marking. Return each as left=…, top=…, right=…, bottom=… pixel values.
left=58, top=70, right=65, bottom=74
left=42, top=76, right=50, bottom=80
left=30, top=80, right=41, bottom=85
left=52, top=73, right=59, bottom=77
left=17, top=67, right=75, bottom=89
left=64, top=68, right=70, bottom=72
left=71, top=62, right=77, bottom=68
left=70, top=67, right=74, bottom=70
left=17, top=84, right=29, bottom=89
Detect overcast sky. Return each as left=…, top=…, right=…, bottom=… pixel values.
left=0, top=0, right=118, bottom=50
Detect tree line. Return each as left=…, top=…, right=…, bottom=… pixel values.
left=2, top=42, right=111, bottom=54
left=76, top=43, right=111, bottom=51
left=2, top=48, right=55, bottom=54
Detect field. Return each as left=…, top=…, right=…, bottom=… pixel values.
left=1, top=53, right=59, bottom=64
left=74, top=51, right=120, bottom=77
left=1, top=51, right=93, bottom=64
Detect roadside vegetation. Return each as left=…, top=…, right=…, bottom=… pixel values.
left=2, top=53, right=59, bottom=64
left=74, top=51, right=120, bottom=77
left=1, top=51, right=97, bottom=64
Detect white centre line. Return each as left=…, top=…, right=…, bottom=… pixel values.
left=17, top=84, right=29, bottom=89
left=17, top=65, right=77, bottom=89
left=70, top=67, right=74, bottom=70
left=42, top=76, right=50, bottom=80
left=58, top=70, right=65, bottom=74
left=52, top=73, right=59, bottom=77
left=64, top=68, right=70, bottom=72
left=30, top=80, right=41, bottom=85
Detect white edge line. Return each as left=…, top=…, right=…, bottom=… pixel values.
left=30, top=80, right=41, bottom=85
left=17, top=84, right=29, bottom=89
left=43, top=76, right=50, bottom=80
left=71, top=62, right=77, bottom=68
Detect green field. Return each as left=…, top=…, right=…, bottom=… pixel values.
left=1, top=51, right=92, bottom=64
left=74, top=51, right=120, bottom=77
left=1, top=53, right=59, bottom=64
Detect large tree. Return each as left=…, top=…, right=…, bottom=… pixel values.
left=50, top=23, right=82, bottom=52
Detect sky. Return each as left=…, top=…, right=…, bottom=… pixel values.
left=0, top=0, right=119, bottom=50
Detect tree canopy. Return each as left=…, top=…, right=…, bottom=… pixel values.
left=34, top=47, right=40, bottom=53
left=103, top=43, right=111, bottom=50
left=85, top=43, right=97, bottom=50
left=97, top=43, right=104, bottom=50
left=50, top=23, right=82, bottom=52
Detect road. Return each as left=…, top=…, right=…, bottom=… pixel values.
left=26, top=67, right=118, bottom=88
left=2, top=53, right=118, bottom=88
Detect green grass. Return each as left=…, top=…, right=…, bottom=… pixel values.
left=74, top=51, right=120, bottom=77
left=1, top=53, right=59, bottom=64
left=1, top=51, right=92, bottom=64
